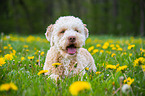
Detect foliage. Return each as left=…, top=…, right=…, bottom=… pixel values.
left=0, top=34, right=145, bottom=96
left=0, top=0, right=144, bottom=36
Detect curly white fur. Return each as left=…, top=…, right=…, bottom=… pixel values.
left=43, top=16, right=97, bottom=81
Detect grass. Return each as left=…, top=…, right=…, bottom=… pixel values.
left=0, top=34, right=145, bottom=96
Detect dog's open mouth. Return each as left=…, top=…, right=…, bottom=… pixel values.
left=66, top=44, right=77, bottom=55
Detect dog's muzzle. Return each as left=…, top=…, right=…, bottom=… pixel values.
left=66, top=36, right=77, bottom=55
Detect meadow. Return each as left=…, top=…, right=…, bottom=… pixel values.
left=0, top=34, right=145, bottom=96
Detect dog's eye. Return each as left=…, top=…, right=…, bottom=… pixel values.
left=75, top=29, right=79, bottom=32
left=60, top=30, right=65, bottom=33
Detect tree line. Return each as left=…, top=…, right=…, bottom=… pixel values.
left=0, top=0, right=144, bottom=36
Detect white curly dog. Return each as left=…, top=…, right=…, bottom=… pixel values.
left=43, top=16, right=96, bottom=81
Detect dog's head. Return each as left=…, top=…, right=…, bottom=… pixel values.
left=45, top=16, right=89, bottom=56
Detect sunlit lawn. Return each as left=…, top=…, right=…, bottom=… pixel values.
left=0, top=34, right=145, bottom=96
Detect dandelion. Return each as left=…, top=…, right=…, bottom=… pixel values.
left=91, top=49, right=99, bottom=55
left=129, top=53, right=132, bottom=56
left=85, top=67, right=89, bottom=71
left=133, top=57, right=145, bottom=67
left=112, top=47, right=116, bottom=50
left=0, top=58, right=6, bottom=66
left=3, top=46, right=8, bottom=49
left=96, top=44, right=101, bottom=47
left=0, top=83, right=10, bottom=91
left=88, top=46, right=94, bottom=52
left=9, top=47, right=13, bottom=50
left=117, top=47, right=123, bottom=51
left=21, top=57, right=25, bottom=61
left=69, top=81, right=91, bottom=95
left=9, top=82, right=18, bottom=90
left=124, top=77, right=134, bottom=85
left=128, top=44, right=135, bottom=50
left=11, top=50, right=16, bottom=56
left=116, top=65, right=127, bottom=72
left=36, top=59, right=39, bottom=62
left=100, top=50, right=104, bottom=53
left=141, top=65, right=145, bottom=71
left=23, top=45, right=28, bottom=48
left=116, top=44, right=120, bottom=48
left=110, top=44, right=114, bottom=47
left=0, top=82, right=18, bottom=91
left=52, top=63, right=61, bottom=67
left=37, top=70, right=48, bottom=75
left=0, top=50, right=2, bottom=53
left=26, top=49, right=29, bottom=52
left=106, top=65, right=116, bottom=69
left=116, top=64, right=120, bottom=67
left=40, top=51, right=44, bottom=56
left=111, top=53, right=116, bottom=57
left=4, top=54, right=13, bottom=60
left=8, top=44, right=11, bottom=47
left=28, top=56, right=34, bottom=60
left=95, top=71, right=101, bottom=75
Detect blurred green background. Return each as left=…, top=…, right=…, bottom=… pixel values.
left=0, top=0, right=144, bottom=36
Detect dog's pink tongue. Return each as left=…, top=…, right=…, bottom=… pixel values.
left=67, top=48, right=76, bottom=54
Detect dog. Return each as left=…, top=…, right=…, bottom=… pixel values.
left=43, top=16, right=96, bottom=81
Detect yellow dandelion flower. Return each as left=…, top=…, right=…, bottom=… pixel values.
left=11, top=50, right=16, bottom=56
left=36, top=59, right=39, bottom=62
left=37, top=70, right=48, bottom=75
left=112, top=47, right=116, bottom=50
left=128, top=44, right=135, bottom=50
left=40, top=51, right=44, bottom=56
left=93, top=49, right=99, bottom=53
left=9, top=47, right=13, bottom=50
left=102, top=45, right=108, bottom=49
left=85, top=67, right=89, bottom=70
left=0, top=83, right=10, bottom=91
left=23, top=45, right=28, bottom=48
left=69, top=81, right=91, bottom=96
left=133, top=57, right=145, bottom=67
left=3, top=46, right=8, bottom=49
left=129, top=53, right=132, bottom=56
left=124, top=77, right=134, bottom=85
left=28, top=56, right=34, bottom=60
left=116, top=65, right=128, bottom=72
left=0, top=50, right=2, bottom=53
left=106, top=65, right=116, bottom=69
left=116, top=44, right=120, bottom=48
left=141, top=65, right=145, bottom=71
left=123, top=52, right=127, bottom=55
left=9, top=82, right=18, bottom=91
left=0, top=58, right=6, bottom=66
left=100, top=50, right=104, bottom=53
left=96, top=71, right=101, bottom=75
left=111, top=53, right=116, bottom=57
left=88, top=46, right=94, bottom=52
left=8, top=44, right=11, bottom=47
left=96, top=44, right=101, bottom=47
left=117, top=48, right=123, bottom=51
left=110, top=44, right=114, bottom=47
left=52, top=63, right=61, bottom=67
left=26, top=49, right=29, bottom=52
left=4, top=54, right=13, bottom=60
left=116, top=64, right=120, bottom=67
left=21, top=57, right=25, bottom=61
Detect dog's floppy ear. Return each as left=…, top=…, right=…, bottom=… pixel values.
left=45, top=24, right=53, bottom=41
left=84, top=24, right=89, bottom=38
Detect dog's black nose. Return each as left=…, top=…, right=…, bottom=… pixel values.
left=68, top=36, right=76, bottom=42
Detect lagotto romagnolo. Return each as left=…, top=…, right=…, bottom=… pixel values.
left=43, top=16, right=97, bottom=81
